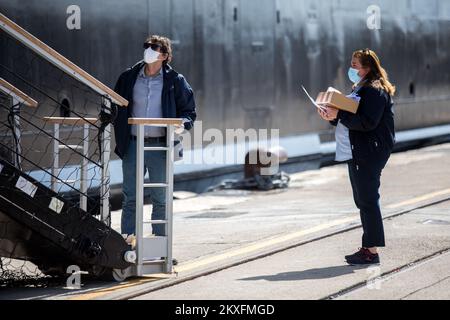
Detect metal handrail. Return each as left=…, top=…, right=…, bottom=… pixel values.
left=0, top=13, right=128, bottom=107
left=43, top=117, right=99, bottom=126
left=0, top=77, right=38, bottom=108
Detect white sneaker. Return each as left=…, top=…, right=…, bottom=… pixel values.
left=123, top=234, right=136, bottom=249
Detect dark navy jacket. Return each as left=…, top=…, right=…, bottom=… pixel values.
left=113, top=61, right=197, bottom=159
left=331, top=85, right=395, bottom=162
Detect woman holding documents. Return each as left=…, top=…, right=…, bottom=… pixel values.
left=318, top=49, right=396, bottom=266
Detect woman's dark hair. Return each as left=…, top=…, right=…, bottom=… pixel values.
left=353, top=49, right=396, bottom=96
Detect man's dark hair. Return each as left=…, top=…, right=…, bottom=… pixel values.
left=144, top=35, right=173, bottom=65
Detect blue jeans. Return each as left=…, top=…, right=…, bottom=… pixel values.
left=121, top=138, right=167, bottom=236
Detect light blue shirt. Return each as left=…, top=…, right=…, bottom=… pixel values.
left=131, top=66, right=165, bottom=138
left=335, top=121, right=352, bottom=162
left=334, top=86, right=363, bottom=162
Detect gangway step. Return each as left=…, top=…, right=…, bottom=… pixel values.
left=143, top=220, right=168, bottom=224
left=144, top=183, right=169, bottom=188
left=144, top=147, right=169, bottom=151
left=143, top=259, right=166, bottom=265
left=59, top=145, right=83, bottom=151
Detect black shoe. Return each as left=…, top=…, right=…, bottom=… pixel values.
left=345, top=248, right=366, bottom=261
left=345, top=248, right=380, bottom=266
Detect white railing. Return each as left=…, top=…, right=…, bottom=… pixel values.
left=129, top=118, right=183, bottom=276
left=44, top=117, right=98, bottom=212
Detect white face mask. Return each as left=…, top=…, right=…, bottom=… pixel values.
left=144, top=47, right=161, bottom=64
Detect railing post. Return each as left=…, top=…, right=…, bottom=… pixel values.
left=51, top=123, right=60, bottom=192
left=165, top=124, right=175, bottom=273
left=80, top=123, right=89, bottom=211
left=11, top=99, right=22, bottom=168
left=100, top=99, right=111, bottom=225
left=135, top=124, right=145, bottom=277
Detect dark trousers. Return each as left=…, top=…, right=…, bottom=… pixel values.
left=347, top=151, right=390, bottom=248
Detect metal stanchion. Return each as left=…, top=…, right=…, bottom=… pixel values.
left=129, top=118, right=182, bottom=276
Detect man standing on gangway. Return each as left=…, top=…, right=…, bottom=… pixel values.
left=113, top=35, right=197, bottom=265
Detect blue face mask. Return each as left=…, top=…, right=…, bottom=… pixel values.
left=348, top=67, right=361, bottom=84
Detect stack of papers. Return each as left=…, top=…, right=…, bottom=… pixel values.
left=301, top=86, right=327, bottom=111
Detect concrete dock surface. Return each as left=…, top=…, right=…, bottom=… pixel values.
left=1, top=142, right=449, bottom=300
